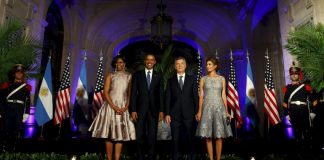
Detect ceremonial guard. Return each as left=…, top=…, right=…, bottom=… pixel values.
left=282, top=64, right=313, bottom=148
left=0, top=64, right=31, bottom=152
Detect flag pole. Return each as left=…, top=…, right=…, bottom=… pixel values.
left=55, top=123, right=62, bottom=141
left=215, top=49, right=218, bottom=59
left=230, top=49, right=238, bottom=139
left=38, top=55, right=52, bottom=141
left=265, top=48, right=270, bottom=134
left=39, top=125, right=45, bottom=141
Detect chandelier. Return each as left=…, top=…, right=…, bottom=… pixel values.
left=150, top=0, right=173, bottom=49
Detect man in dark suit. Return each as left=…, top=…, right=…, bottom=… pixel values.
left=165, top=57, right=199, bottom=160
left=130, top=53, right=164, bottom=160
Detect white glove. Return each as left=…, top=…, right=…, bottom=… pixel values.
left=22, top=114, right=29, bottom=123
left=285, top=115, right=291, bottom=125
left=310, top=113, right=316, bottom=120
left=285, top=115, right=290, bottom=121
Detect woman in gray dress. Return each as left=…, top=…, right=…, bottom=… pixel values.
left=89, top=55, right=135, bottom=160
left=196, top=57, right=232, bottom=160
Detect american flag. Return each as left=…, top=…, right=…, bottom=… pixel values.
left=91, top=56, right=104, bottom=119
left=264, top=53, right=280, bottom=125
left=54, top=54, right=71, bottom=125
left=227, top=56, right=242, bottom=125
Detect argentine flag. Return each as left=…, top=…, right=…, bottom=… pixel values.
left=245, top=58, right=256, bottom=107
left=245, top=57, right=259, bottom=129
left=73, top=57, right=89, bottom=126
left=35, top=57, right=53, bottom=126
left=76, top=58, right=88, bottom=101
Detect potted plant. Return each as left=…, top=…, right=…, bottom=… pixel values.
left=285, top=23, right=324, bottom=92
left=0, top=19, right=40, bottom=84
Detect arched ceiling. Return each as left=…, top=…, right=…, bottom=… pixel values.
left=61, top=0, right=277, bottom=56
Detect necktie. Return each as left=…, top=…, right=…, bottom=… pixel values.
left=147, top=71, right=151, bottom=88
left=179, top=76, right=184, bottom=90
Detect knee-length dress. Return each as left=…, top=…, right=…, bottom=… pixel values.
left=196, top=76, right=232, bottom=138
left=89, top=71, right=136, bottom=141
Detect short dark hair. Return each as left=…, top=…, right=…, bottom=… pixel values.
left=144, top=53, right=156, bottom=60
left=206, top=57, right=219, bottom=71
left=111, top=55, right=126, bottom=68
left=174, top=56, right=186, bottom=63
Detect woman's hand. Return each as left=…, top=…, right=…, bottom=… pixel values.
left=119, top=106, right=128, bottom=114
left=195, top=112, right=202, bottom=122
left=111, top=105, right=122, bottom=114
left=226, top=112, right=232, bottom=119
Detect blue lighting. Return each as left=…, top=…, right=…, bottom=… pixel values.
left=251, top=0, right=277, bottom=31
left=114, top=35, right=150, bottom=56
left=24, top=127, right=35, bottom=138
left=284, top=116, right=294, bottom=139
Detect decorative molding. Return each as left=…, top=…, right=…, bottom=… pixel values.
left=287, top=5, right=294, bottom=23
left=295, top=16, right=314, bottom=29
left=5, top=0, right=14, bottom=8
left=25, top=3, right=34, bottom=21
left=306, top=0, right=313, bottom=9
left=41, top=19, right=48, bottom=28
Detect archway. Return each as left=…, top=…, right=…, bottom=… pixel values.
left=34, top=1, right=64, bottom=139
left=119, top=40, right=199, bottom=74
left=42, top=1, right=64, bottom=92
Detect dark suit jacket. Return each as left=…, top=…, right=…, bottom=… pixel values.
left=165, top=74, right=198, bottom=120
left=130, top=70, right=164, bottom=117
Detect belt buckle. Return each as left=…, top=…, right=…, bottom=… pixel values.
left=296, top=101, right=301, bottom=105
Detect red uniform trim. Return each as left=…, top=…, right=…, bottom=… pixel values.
left=305, top=85, right=312, bottom=92
left=282, top=86, right=287, bottom=94
left=1, top=82, right=9, bottom=89
left=26, top=84, right=32, bottom=92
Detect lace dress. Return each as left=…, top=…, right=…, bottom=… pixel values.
left=196, top=76, right=232, bottom=138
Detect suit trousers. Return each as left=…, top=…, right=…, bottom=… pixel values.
left=170, top=118, right=195, bottom=160
left=135, top=110, right=158, bottom=160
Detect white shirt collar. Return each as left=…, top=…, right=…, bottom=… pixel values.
left=145, top=68, right=153, bottom=75
left=177, top=73, right=185, bottom=81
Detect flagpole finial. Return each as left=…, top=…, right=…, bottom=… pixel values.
left=100, top=49, right=103, bottom=57
left=197, top=50, right=201, bottom=59
left=67, top=50, right=71, bottom=60
left=265, top=48, right=269, bottom=59
left=215, top=49, right=219, bottom=59
left=230, top=49, right=233, bottom=60
left=83, top=50, right=87, bottom=60
left=49, top=48, right=53, bottom=59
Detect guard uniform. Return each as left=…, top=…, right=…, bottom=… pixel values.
left=283, top=83, right=312, bottom=140
left=283, top=66, right=312, bottom=143
left=0, top=64, right=31, bottom=152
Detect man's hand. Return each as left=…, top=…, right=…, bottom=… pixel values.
left=131, top=112, right=138, bottom=122
left=159, top=112, right=164, bottom=121
left=22, top=114, right=29, bottom=123
left=165, top=115, right=171, bottom=124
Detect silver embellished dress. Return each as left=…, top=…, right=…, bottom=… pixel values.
left=196, top=76, right=232, bottom=138
left=89, top=71, right=136, bottom=141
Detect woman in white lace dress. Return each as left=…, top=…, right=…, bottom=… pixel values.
left=196, top=57, right=232, bottom=160
left=89, top=55, right=135, bottom=160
